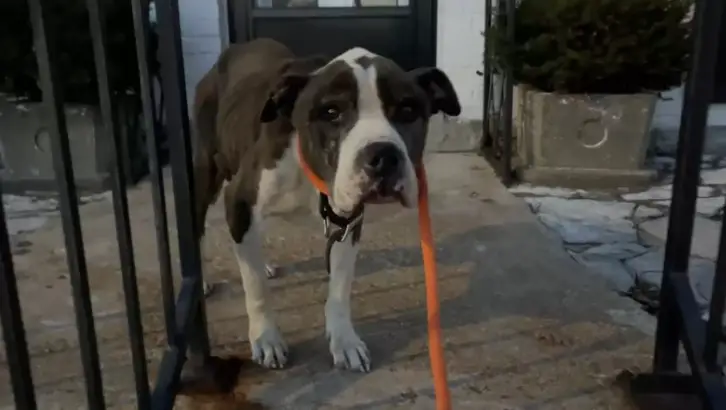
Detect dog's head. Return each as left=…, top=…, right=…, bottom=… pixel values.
left=261, top=48, right=461, bottom=215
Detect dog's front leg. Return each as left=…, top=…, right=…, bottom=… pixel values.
left=325, top=228, right=370, bottom=372
left=233, top=215, right=288, bottom=369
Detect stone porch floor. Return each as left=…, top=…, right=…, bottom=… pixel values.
left=0, top=153, right=654, bottom=409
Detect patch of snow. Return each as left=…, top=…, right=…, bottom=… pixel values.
left=621, top=185, right=715, bottom=201
left=508, top=184, right=586, bottom=198
left=701, top=168, right=726, bottom=185
left=696, top=197, right=724, bottom=218
left=527, top=197, right=635, bottom=220
left=6, top=216, right=49, bottom=236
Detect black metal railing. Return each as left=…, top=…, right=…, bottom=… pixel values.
left=0, top=0, right=219, bottom=408
left=480, top=0, right=515, bottom=186
left=630, top=0, right=726, bottom=409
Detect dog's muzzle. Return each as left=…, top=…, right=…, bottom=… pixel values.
left=357, top=141, right=405, bottom=204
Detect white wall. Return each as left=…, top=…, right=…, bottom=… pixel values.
left=178, top=0, right=223, bottom=108
left=435, top=0, right=485, bottom=121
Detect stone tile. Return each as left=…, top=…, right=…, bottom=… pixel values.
left=696, top=196, right=724, bottom=218
left=529, top=197, right=638, bottom=245
left=639, top=216, right=720, bottom=260
left=689, top=258, right=718, bottom=308
left=625, top=248, right=665, bottom=277
left=570, top=252, right=635, bottom=293
left=701, top=168, right=726, bottom=185
left=628, top=250, right=715, bottom=310
left=632, top=205, right=664, bottom=221
left=539, top=214, right=637, bottom=244
left=581, top=243, right=649, bottom=260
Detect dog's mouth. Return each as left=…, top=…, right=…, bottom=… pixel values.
left=362, top=179, right=408, bottom=206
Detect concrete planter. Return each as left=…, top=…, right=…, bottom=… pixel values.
left=0, top=95, right=148, bottom=194
left=513, top=86, right=658, bottom=188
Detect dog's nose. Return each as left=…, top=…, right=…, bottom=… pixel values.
left=362, top=142, right=400, bottom=178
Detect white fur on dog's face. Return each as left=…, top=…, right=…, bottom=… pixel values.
left=328, top=50, right=418, bottom=215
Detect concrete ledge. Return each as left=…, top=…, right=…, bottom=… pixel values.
left=1, top=175, right=112, bottom=195
left=518, top=166, right=658, bottom=190
left=425, top=114, right=482, bottom=152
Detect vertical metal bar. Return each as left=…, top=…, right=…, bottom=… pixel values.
left=131, top=0, right=177, bottom=346
left=26, top=0, right=106, bottom=407
left=85, top=0, right=151, bottom=407
left=155, top=0, right=211, bottom=357
left=151, top=277, right=203, bottom=409
left=653, top=0, right=724, bottom=372
left=480, top=0, right=492, bottom=152
left=705, top=216, right=726, bottom=371
left=500, top=0, right=514, bottom=186
left=704, top=15, right=726, bottom=373
left=0, top=184, right=37, bottom=410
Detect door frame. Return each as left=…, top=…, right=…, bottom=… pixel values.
left=227, top=0, right=438, bottom=67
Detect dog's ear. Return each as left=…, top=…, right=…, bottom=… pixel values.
left=408, top=67, right=461, bottom=116
left=261, top=55, right=328, bottom=123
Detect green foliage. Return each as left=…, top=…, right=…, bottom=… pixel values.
left=0, top=0, right=138, bottom=103
left=486, top=0, right=692, bottom=94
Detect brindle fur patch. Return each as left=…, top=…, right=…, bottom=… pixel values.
left=192, top=39, right=325, bottom=243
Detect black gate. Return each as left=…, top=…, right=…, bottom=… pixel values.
left=3, top=0, right=726, bottom=409
left=228, top=0, right=436, bottom=70
left=629, top=0, right=726, bottom=409
left=0, top=0, right=227, bottom=409
left=480, top=0, right=515, bottom=186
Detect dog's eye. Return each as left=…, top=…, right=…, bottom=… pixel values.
left=320, top=105, right=342, bottom=123
left=393, top=101, right=419, bottom=123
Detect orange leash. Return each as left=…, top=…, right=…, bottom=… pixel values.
left=416, top=166, right=452, bottom=410
left=297, top=140, right=451, bottom=410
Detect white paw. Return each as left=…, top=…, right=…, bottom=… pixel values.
left=326, top=320, right=371, bottom=372
left=249, top=317, right=288, bottom=369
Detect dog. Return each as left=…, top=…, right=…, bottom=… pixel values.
left=193, top=38, right=461, bottom=372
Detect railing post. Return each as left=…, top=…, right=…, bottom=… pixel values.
left=480, top=0, right=492, bottom=153
left=154, top=0, right=210, bottom=381
left=130, top=0, right=177, bottom=348
left=0, top=183, right=37, bottom=410
left=501, top=0, right=514, bottom=186
left=26, top=0, right=106, bottom=407
left=653, top=0, right=724, bottom=373
left=84, top=0, right=151, bottom=407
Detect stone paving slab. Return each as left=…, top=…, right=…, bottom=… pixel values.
left=0, top=154, right=651, bottom=409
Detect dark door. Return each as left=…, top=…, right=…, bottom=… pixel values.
left=716, top=11, right=726, bottom=103
left=228, top=0, right=437, bottom=70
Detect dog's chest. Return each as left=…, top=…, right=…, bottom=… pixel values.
left=255, top=142, right=318, bottom=218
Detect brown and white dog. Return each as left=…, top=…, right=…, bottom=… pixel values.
left=193, top=38, right=461, bottom=372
